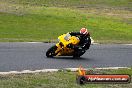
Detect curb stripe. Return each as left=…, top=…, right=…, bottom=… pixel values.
left=0, top=67, right=130, bottom=75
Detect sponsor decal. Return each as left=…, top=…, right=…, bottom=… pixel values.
left=76, top=66, right=131, bottom=85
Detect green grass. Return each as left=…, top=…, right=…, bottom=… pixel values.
left=0, top=0, right=132, bottom=43
left=0, top=68, right=132, bottom=88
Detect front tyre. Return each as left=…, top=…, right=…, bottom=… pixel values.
left=46, top=45, right=57, bottom=58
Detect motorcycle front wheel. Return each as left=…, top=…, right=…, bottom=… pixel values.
left=46, top=45, right=57, bottom=58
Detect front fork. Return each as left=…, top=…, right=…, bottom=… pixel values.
left=56, top=42, right=73, bottom=56
left=55, top=43, right=63, bottom=56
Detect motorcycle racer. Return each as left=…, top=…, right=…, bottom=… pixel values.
left=67, top=28, right=91, bottom=57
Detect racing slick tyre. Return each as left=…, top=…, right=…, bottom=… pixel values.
left=73, top=50, right=86, bottom=58
left=46, top=45, right=57, bottom=58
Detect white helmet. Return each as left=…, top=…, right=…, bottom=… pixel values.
left=80, top=28, right=88, bottom=34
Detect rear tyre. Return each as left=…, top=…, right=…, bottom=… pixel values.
left=46, top=45, right=57, bottom=58
left=73, top=50, right=86, bottom=58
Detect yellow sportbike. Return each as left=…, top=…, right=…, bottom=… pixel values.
left=46, top=33, right=85, bottom=58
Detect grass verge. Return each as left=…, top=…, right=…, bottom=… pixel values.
left=0, top=68, right=132, bottom=88
left=0, top=0, right=132, bottom=43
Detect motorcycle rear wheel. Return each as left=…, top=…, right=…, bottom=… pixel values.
left=46, top=45, right=57, bottom=58
left=73, top=50, right=86, bottom=58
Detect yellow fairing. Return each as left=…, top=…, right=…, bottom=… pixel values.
left=55, top=33, right=80, bottom=56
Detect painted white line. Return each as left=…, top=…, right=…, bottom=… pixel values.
left=26, top=42, right=42, bottom=43
left=90, top=37, right=95, bottom=45
left=123, top=44, right=132, bottom=45
left=9, top=41, right=132, bottom=45
left=24, top=42, right=132, bottom=45
left=65, top=67, right=130, bottom=71
left=64, top=68, right=79, bottom=71
left=0, top=67, right=130, bottom=75
left=0, top=69, right=60, bottom=75
left=95, top=67, right=130, bottom=70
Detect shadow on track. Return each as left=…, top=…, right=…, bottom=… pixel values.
left=46, top=56, right=94, bottom=61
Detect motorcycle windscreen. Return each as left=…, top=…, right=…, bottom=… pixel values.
left=64, top=33, right=71, bottom=41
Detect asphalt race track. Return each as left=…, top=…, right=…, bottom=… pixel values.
left=0, top=43, right=132, bottom=72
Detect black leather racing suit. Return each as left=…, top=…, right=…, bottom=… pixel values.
left=69, top=32, right=91, bottom=57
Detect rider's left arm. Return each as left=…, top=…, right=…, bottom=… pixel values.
left=69, top=32, right=82, bottom=36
